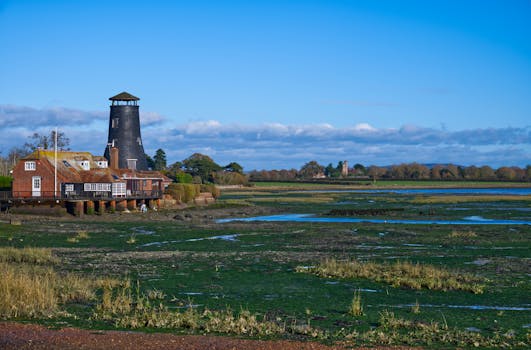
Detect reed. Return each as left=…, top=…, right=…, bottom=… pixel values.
left=296, top=258, right=486, bottom=293
left=0, top=247, right=59, bottom=265
left=348, top=290, right=364, bottom=316
left=93, top=281, right=325, bottom=338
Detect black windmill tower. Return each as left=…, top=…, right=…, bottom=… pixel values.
left=104, top=92, right=148, bottom=170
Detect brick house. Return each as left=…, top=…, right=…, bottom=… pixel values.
left=12, top=149, right=170, bottom=202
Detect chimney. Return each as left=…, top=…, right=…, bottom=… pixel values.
left=110, top=147, right=119, bottom=169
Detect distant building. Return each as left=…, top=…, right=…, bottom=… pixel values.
left=341, top=160, right=349, bottom=177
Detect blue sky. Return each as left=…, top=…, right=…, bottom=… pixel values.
left=1, top=0, right=529, bottom=169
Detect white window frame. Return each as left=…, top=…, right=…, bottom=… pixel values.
left=84, top=183, right=111, bottom=192
left=112, top=182, right=126, bottom=197
left=25, top=161, right=36, bottom=171
left=79, top=161, right=90, bottom=171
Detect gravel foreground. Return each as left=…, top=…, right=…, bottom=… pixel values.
left=0, top=322, right=421, bottom=350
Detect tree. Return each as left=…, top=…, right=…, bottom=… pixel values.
left=367, top=165, right=386, bottom=180
left=224, top=162, right=243, bottom=174
left=25, top=130, right=70, bottom=151
left=145, top=154, right=155, bottom=170
left=495, top=167, right=516, bottom=181
left=324, top=163, right=340, bottom=178
left=478, top=165, right=495, bottom=180
left=182, top=153, right=222, bottom=183
left=153, top=148, right=167, bottom=171
left=298, top=161, right=324, bottom=179
left=353, top=163, right=366, bottom=176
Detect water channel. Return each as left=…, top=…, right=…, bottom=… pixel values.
left=218, top=187, right=530, bottom=225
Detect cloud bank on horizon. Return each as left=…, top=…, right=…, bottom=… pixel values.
left=1, top=104, right=529, bottom=170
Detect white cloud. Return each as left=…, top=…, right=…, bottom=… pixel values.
left=1, top=105, right=529, bottom=169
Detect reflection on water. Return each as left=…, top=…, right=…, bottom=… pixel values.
left=217, top=214, right=531, bottom=225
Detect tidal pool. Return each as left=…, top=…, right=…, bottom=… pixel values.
left=217, top=214, right=531, bottom=225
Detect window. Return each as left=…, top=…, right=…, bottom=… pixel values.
left=84, top=183, right=111, bottom=192
left=127, top=159, right=137, bottom=170
left=65, top=184, right=74, bottom=192
left=96, top=161, right=108, bottom=168
left=112, top=182, right=126, bottom=196
left=78, top=161, right=90, bottom=171
left=112, top=118, right=119, bottom=128
left=136, top=137, right=142, bottom=145
left=63, top=160, right=71, bottom=167
left=24, top=161, right=36, bottom=171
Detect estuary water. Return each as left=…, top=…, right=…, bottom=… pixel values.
left=305, top=187, right=531, bottom=195
left=218, top=187, right=530, bottom=225
left=217, top=214, right=531, bottom=225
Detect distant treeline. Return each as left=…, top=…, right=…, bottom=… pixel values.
left=249, top=162, right=531, bottom=182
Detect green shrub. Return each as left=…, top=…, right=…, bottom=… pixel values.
left=165, top=183, right=201, bottom=203
left=0, top=175, right=12, bottom=189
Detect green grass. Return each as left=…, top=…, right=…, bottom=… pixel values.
left=0, top=185, right=529, bottom=348
left=252, top=180, right=531, bottom=189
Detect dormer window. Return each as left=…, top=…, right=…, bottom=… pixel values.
left=96, top=160, right=108, bottom=168
left=78, top=161, right=90, bottom=170
left=24, top=161, right=36, bottom=171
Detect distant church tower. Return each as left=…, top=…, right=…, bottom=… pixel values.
left=341, top=160, right=349, bottom=177
left=103, top=92, right=148, bottom=170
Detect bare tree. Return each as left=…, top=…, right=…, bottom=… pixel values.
left=25, top=130, right=70, bottom=152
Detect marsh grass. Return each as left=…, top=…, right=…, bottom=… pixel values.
left=126, top=234, right=137, bottom=244
left=93, top=281, right=325, bottom=338
left=250, top=196, right=335, bottom=204
left=411, top=300, right=421, bottom=314
left=67, top=230, right=90, bottom=243
left=345, top=310, right=527, bottom=348
left=0, top=247, right=59, bottom=264
left=348, top=290, right=364, bottom=316
left=0, top=247, right=119, bottom=318
left=449, top=230, right=478, bottom=238
left=297, top=258, right=486, bottom=293
left=412, top=195, right=526, bottom=204
left=0, top=262, right=99, bottom=317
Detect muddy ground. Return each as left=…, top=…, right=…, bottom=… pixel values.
left=0, top=322, right=421, bottom=350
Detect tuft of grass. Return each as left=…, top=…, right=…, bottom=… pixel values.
left=342, top=310, right=527, bottom=348
left=0, top=247, right=59, bottom=265
left=411, top=300, right=421, bottom=314
left=448, top=230, right=478, bottom=238
left=296, top=258, right=486, bottom=293
left=67, top=231, right=90, bottom=243
left=92, top=280, right=326, bottom=338
left=126, top=234, right=137, bottom=244
left=0, top=262, right=101, bottom=318
left=75, top=230, right=90, bottom=239
left=348, top=290, right=364, bottom=316
left=0, top=247, right=120, bottom=318
left=147, top=289, right=166, bottom=301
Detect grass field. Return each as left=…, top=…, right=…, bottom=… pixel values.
left=0, top=185, right=529, bottom=348
left=251, top=180, right=531, bottom=189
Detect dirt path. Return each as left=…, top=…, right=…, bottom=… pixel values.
left=0, top=322, right=420, bottom=350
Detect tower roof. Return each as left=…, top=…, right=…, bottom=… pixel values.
left=109, top=92, right=140, bottom=101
